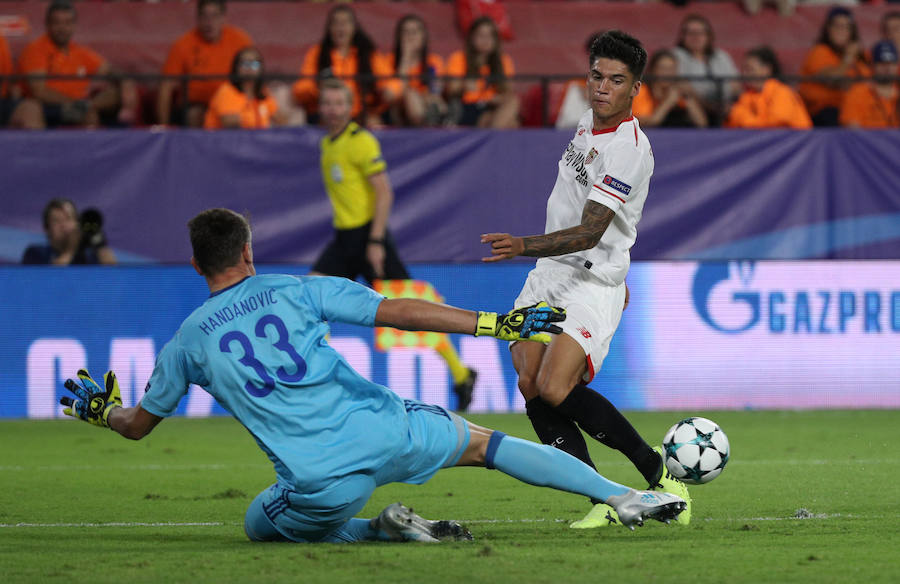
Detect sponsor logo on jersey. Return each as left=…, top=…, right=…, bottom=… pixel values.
left=602, top=174, right=631, bottom=196
left=577, top=127, right=586, bottom=136
left=562, top=142, right=590, bottom=187
left=585, top=148, right=598, bottom=165
left=578, top=327, right=592, bottom=339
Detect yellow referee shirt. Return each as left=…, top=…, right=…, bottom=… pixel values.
left=319, top=121, right=388, bottom=230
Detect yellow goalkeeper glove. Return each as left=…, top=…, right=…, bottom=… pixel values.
left=476, top=301, right=565, bottom=344
left=60, top=369, right=122, bottom=428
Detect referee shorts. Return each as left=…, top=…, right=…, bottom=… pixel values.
left=514, top=261, right=627, bottom=383
left=243, top=401, right=470, bottom=543
left=312, top=223, right=409, bottom=285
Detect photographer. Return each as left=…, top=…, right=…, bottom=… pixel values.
left=22, top=198, right=116, bottom=265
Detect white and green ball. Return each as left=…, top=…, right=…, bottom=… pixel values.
left=662, top=417, right=730, bottom=485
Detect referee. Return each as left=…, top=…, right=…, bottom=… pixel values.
left=310, top=78, right=477, bottom=410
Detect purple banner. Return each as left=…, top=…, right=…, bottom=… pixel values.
left=2, top=128, right=899, bottom=264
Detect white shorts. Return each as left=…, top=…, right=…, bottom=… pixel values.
left=514, top=261, right=626, bottom=382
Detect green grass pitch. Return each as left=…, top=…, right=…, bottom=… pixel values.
left=2, top=410, right=898, bottom=583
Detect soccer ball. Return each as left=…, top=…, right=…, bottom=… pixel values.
left=662, top=417, right=730, bottom=484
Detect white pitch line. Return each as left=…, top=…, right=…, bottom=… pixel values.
left=0, top=522, right=230, bottom=528
left=1, top=459, right=895, bottom=473
left=3, top=515, right=880, bottom=529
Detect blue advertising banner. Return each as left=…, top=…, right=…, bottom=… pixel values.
left=2, top=129, right=899, bottom=265
left=1, top=262, right=897, bottom=419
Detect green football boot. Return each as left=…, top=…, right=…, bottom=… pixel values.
left=569, top=503, right=620, bottom=529
left=651, top=446, right=692, bottom=525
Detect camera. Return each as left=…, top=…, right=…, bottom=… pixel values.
left=78, top=208, right=108, bottom=251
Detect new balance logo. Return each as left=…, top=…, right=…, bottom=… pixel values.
left=578, top=327, right=592, bottom=339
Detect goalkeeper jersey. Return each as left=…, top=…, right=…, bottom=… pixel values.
left=140, top=274, right=412, bottom=493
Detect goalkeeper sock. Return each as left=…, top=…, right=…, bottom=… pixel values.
left=436, top=340, right=470, bottom=384
left=484, top=432, right=628, bottom=503
left=323, top=518, right=391, bottom=543
left=553, top=385, right=660, bottom=486
left=526, top=397, right=600, bottom=504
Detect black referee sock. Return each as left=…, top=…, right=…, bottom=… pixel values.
left=553, top=385, right=661, bottom=486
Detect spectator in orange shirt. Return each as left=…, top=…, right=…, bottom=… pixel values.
left=10, top=1, right=121, bottom=129
left=204, top=47, right=286, bottom=130
left=840, top=41, right=898, bottom=129
left=727, top=46, right=812, bottom=129
left=798, top=6, right=870, bottom=127
left=379, top=14, right=447, bottom=127
left=157, top=0, right=253, bottom=127
left=445, top=16, right=519, bottom=128
left=0, top=32, right=14, bottom=125
left=632, top=50, right=708, bottom=128
left=292, top=5, right=385, bottom=128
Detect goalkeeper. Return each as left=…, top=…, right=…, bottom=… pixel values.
left=61, top=208, right=685, bottom=543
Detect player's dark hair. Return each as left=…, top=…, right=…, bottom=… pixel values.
left=198, top=0, right=226, bottom=16
left=46, top=0, right=76, bottom=23
left=589, top=30, right=647, bottom=81
left=188, top=209, right=251, bottom=276
left=676, top=14, right=715, bottom=58
left=745, top=46, right=782, bottom=79
left=317, top=5, right=377, bottom=113
left=393, top=14, right=434, bottom=91
left=464, top=17, right=508, bottom=92
left=817, top=7, right=859, bottom=54
left=42, top=198, right=77, bottom=230
left=230, top=47, right=266, bottom=99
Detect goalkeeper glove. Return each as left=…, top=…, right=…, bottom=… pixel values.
left=475, top=301, right=565, bottom=343
left=60, top=369, right=122, bottom=428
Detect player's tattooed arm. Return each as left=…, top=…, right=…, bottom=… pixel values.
left=522, top=201, right=615, bottom=257
left=481, top=201, right=614, bottom=261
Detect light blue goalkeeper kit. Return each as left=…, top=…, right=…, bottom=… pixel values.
left=139, top=274, right=636, bottom=542
left=141, top=274, right=464, bottom=494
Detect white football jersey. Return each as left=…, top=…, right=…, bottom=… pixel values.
left=537, top=109, right=654, bottom=286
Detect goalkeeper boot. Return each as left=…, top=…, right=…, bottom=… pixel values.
left=569, top=503, right=620, bottom=529
left=650, top=446, right=692, bottom=525
left=453, top=368, right=477, bottom=412
left=604, top=490, right=686, bottom=531
left=373, top=503, right=474, bottom=543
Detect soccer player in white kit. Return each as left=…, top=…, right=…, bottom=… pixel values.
left=482, top=31, right=691, bottom=528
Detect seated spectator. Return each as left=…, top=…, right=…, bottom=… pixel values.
left=798, top=6, right=870, bottom=127
left=0, top=32, right=13, bottom=126
left=726, top=46, right=812, bottom=129
left=840, top=41, right=898, bottom=129
left=22, top=198, right=116, bottom=265
left=204, top=47, right=285, bottom=130
left=880, top=11, right=900, bottom=74
left=379, top=14, right=446, bottom=127
left=445, top=16, right=519, bottom=128
left=9, top=1, right=125, bottom=129
left=632, top=50, right=708, bottom=128
left=157, top=0, right=252, bottom=127
left=671, top=14, right=740, bottom=125
left=554, top=31, right=602, bottom=129
left=292, top=5, right=386, bottom=128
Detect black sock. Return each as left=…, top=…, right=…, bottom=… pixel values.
left=553, top=385, right=661, bottom=486
left=525, top=397, right=596, bottom=471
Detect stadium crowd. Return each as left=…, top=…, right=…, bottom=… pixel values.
left=0, top=0, right=898, bottom=129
